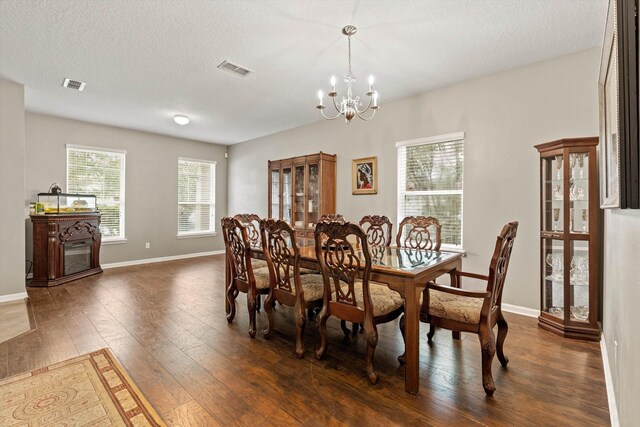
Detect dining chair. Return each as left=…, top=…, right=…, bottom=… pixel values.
left=221, top=217, right=271, bottom=338
left=396, top=216, right=442, bottom=250
left=260, top=219, right=325, bottom=358
left=233, top=214, right=267, bottom=268
left=314, top=221, right=404, bottom=384
left=406, top=221, right=518, bottom=396
left=359, top=215, right=393, bottom=247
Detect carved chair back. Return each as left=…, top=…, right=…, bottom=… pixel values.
left=314, top=221, right=374, bottom=320
left=359, top=215, right=393, bottom=247
left=486, top=221, right=519, bottom=309
left=318, top=214, right=345, bottom=224
left=259, top=219, right=302, bottom=297
left=396, top=216, right=442, bottom=251
left=221, top=217, right=254, bottom=290
left=233, top=214, right=262, bottom=247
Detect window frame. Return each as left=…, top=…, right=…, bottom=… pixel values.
left=66, top=144, right=127, bottom=243
left=396, top=132, right=465, bottom=251
left=177, top=157, right=217, bottom=238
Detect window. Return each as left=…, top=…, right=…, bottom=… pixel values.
left=178, top=158, right=216, bottom=236
left=397, top=132, right=464, bottom=249
left=67, top=145, right=126, bottom=241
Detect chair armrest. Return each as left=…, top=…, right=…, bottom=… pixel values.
left=427, top=283, right=491, bottom=299
left=453, top=271, right=489, bottom=281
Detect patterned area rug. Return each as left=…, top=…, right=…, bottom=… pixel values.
left=0, top=348, right=165, bottom=426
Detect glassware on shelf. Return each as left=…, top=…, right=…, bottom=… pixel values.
left=569, top=182, right=585, bottom=201
left=582, top=209, right=588, bottom=232
left=555, top=155, right=563, bottom=180
left=569, top=208, right=574, bottom=232
left=545, top=253, right=563, bottom=281
left=553, top=184, right=562, bottom=200
left=570, top=256, right=589, bottom=286
left=548, top=307, right=564, bottom=318
left=569, top=154, right=577, bottom=179
left=577, top=153, right=585, bottom=178
left=553, top=208, right=560, bottom=231
left=570, top=305, right=589, bottom=321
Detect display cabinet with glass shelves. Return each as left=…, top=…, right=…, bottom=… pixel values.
left=535, top=137, right=601, bottom=341
left=268, top=152, right=336, bottom=245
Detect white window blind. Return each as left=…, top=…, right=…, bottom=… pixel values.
left=397, top=133, right=464, bottom=249
left=178, top=158, right=216, bottom=235
left=66, top=145, right=126, bottom=241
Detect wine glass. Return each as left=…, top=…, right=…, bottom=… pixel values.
left=569, top=154, right=577, bottom=179
left=577, top=153, right=585, bottom=178
left=554, top=184, right=562, bottom=200
left=569, top=208, right=574, bottom=232
left=555, top=155, right=563, bottom=180
left=553, top=208, right=560, bottom=231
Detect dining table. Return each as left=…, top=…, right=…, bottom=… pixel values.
left=224, top=243, right=463, bottom=395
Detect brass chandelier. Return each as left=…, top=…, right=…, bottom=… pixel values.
left=316, top=25, right=379, bottom=124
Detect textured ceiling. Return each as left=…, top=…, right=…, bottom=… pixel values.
left=0, top=0, right=607, bottom=145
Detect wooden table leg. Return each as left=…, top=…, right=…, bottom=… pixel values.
left=404, top=279, right=425, bottom=394
left=450, top=258, right=463, bottom=340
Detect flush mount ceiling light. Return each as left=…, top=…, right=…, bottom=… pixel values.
left=173, top=114, right=190, bottom=125
left=316, top=25, right=379, bottom=124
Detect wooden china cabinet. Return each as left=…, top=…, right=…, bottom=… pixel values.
left=268, top=152, right=336, bottom=245
left=535, top=137, right=601, bottom=341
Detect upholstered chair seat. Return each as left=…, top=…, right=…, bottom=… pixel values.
left=251, top=267, right=273, bottom=289
left=421, top=289, right=483, bottom=325
left=253, top=259, right=316, bottom=274
left=293, top=274, right=325, bottom=301
left=345, top=281, right=404, bottom=317
left=252, top=259, right=268, bottom=270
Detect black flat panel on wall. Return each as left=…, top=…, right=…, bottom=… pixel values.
left=617, top=0, right=640, bottom=208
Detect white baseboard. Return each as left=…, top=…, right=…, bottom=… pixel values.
left=0, top=292, right=28, bottom=304
left=600, top=336, right=620, bottom=427
left=102, top=250, right=225, bottom=269
left=501, top=303, right=539, bottom=318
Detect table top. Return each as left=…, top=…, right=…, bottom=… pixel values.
left=251, top=244, right=462, bottom=279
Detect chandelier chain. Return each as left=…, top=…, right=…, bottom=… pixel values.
left=348, top=35, right=352, bottom=76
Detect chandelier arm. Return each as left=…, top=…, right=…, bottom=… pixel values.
left=332, top=96, right=342, bottom=113
left=320, top=109, right=343, bottom=120
left=355, top=96, right=373, bottom=114
left=356, top=108, right=377, bottom=121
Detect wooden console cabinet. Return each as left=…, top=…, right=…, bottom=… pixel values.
left=30, top=213, right=103, bottom=287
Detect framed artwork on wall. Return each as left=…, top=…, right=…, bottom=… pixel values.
left=352, top=156, right=377, bottom=195
left=599, top=0, right=639, bottom=209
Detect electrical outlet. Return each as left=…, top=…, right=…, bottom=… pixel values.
left=145, top=242, right=150, bottom=249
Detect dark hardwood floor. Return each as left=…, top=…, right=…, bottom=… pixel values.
left=1, top=255, right=609, bottom=426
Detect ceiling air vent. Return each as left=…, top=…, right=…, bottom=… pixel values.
left=62, top=78, right=86, bottom=91
left=217, top=60, right=253, bottom=77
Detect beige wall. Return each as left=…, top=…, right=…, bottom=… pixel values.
left=0, top=78, right=26, bottom=297
left=228, top=47, right=601, bottom=310
left=603, top=209, right=640, bottom=425
left=25, top=113, right=227, bottom=265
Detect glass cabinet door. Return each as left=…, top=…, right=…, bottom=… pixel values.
left=568, top=152, right=589, bottom=234
left=542, top=155, right=563, bottom=232
left=282, top=168, right=292, bottom=224
left=542, top=237, right=565, bottom=319
left=294, top=165, right=305, bottom=228
left=271, top=169, right=280, bottom=219
left=569, top=239, right=590, bottom=322
left=308, top=163, right=319, bottom=228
